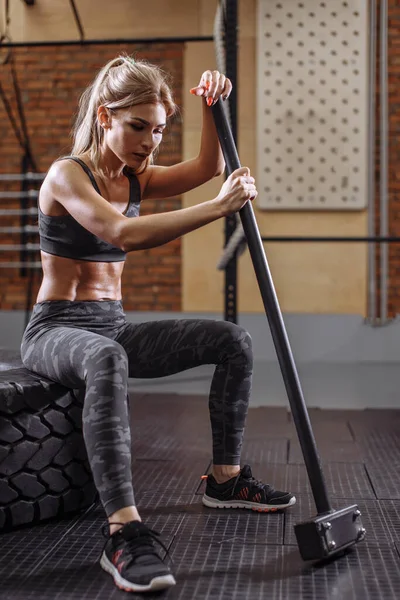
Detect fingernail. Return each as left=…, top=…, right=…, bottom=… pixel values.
left=205, top=81, right=211, bottom=90
left=190, top=87, right=197, bottom=94
left=207, top=97, right=213, bottom=107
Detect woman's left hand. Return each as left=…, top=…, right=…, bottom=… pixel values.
left=190, top=70, right=232, bottom=106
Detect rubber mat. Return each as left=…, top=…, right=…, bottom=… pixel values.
left=1, top=526, right=161, bottom=600
left=365, top=463, right=400, bottom=500
left=130, top=409, right=210, bottom=436
left=290, top=409, right=354, bottom=442
left=396, top=543, right=400, bottom=559
left=288, top=440, right=364, bottom=464
left=303, top=408, right=362, bottom=422
left=129, top=392, right=211, bottom=418
left=284, top=495, right=394, bottom=547
left=2, top=402, right=400, bottom=600
left=134, top=490, right=201, bottom=517
left=240, top=438, right=288, bottom=464
left=286, top=463, right=376, bottom=499
left=243, top=407, right=293, bottom=439
left=132, top=434, right=212, bottom=461
left=378, top=500, right=400, bottom=542
left=164, top=541, right=400, bottom=600
left=3, top=511, right=400, bottom=600
left=178, top=509, right=284, bottom=545
left=305, top=420, right=354, bottom=443
left=356, top=430, right=400, bottom=465
left=1, top=500, right=182, bottom=600
left=131, top=458, right=210, bottom=495
left=0, top=510, right=91, bottom=580
left=73, top=506, right=185, bottom=553
left=348, top=411, right=400, bottom=438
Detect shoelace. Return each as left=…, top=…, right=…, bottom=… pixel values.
left=100, top=521, right=172, bottom=564
left=231, top=472, right=274, bottom=499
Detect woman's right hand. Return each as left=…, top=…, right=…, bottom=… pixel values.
left=215, top=167, right=258, bottom=217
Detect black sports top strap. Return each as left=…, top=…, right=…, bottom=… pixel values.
left=56, top=156, right=102, bottom=195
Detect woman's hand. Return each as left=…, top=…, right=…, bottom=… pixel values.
left=215, top=167, right=258, bottom=217
left=190, top=70, right=232, bottom=106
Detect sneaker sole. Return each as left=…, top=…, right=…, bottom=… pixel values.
left=100, top=552, right=176, bottom=593
left=202, top=494, right=296, bottom=512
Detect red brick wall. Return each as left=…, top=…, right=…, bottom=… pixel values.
left=387, top=1, right=400, bottom=317
left=0, top=43, right=183, bottom=311
left=347, top=0, right=400, bottom=320
left=372, top=0, right=400, bottom=319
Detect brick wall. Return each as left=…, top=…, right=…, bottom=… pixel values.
left=387, top=1, right=400, bottom=317
left=372, top=0, right=400, bottom=319
left=0, top=43, right=183, bottom=311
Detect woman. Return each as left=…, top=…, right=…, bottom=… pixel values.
left=21, top=56, right=295, bottom=593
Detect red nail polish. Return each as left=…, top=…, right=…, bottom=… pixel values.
left=207, top=97, right=213, bottom=107
left=205, top=81, right=211, bottom=90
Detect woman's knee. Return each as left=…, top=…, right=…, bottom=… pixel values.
left=216, top=321, right=253, bottom=365
left=89, top=340, right=129, bottom=373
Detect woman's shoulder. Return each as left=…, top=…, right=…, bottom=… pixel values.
left=42, top=156, right=94, bottom=203
left=47, top=155, right=88, bottom=181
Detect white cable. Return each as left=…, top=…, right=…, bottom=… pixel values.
left=0, top=172, right=45, bottom=181
left=0, top=207, right=38, bottom=216
left=217, top=221, right=247, bottom=270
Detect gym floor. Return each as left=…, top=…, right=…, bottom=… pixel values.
left=1, top=389, right=400, bottom=599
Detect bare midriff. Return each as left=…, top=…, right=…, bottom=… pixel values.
left=36, top=252, right=125, bottom=303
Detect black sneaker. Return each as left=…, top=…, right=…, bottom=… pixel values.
left=202, top=464, right=296, bottom=512
left=100, top=520, right=176, bottom=593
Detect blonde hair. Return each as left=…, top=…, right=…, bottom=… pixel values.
left=71, top=55, right=177, bottom=171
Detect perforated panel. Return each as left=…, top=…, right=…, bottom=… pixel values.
left=256, top=0, right=368, bottom=210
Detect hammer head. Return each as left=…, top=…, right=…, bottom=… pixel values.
left=294, top=504, right=366, bottom=561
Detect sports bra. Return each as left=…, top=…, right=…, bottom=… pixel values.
left=38, top=156, right=141, bottom=262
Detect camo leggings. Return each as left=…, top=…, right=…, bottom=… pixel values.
left=20, top=300, right=253, bottom=517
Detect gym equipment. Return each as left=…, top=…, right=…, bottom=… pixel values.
left=0, top=349, right=97, bottom=531
left=211, top=100, right=366, bottom=562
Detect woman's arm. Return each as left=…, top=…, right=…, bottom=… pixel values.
left=48, top=160, right=256, bottom=253
left=142, top=70, right=231, bottom=200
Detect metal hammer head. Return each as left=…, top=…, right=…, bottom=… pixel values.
left=294, top=504, right=366, bottom=561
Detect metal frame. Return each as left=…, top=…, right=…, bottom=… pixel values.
left=368, top=0, right=377, bottom=324
left=69, top=0, right=85, bottom=43
left=380, top=0, right=389, bottom=324
left=261, top=236, right=400, bottom=243
left=223, top=0, right=239, bottom=324
left=0, top=36, right=213, bottom=48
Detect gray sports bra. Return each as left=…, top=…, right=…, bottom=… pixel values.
left=38, top=156, right=141, bottom=262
